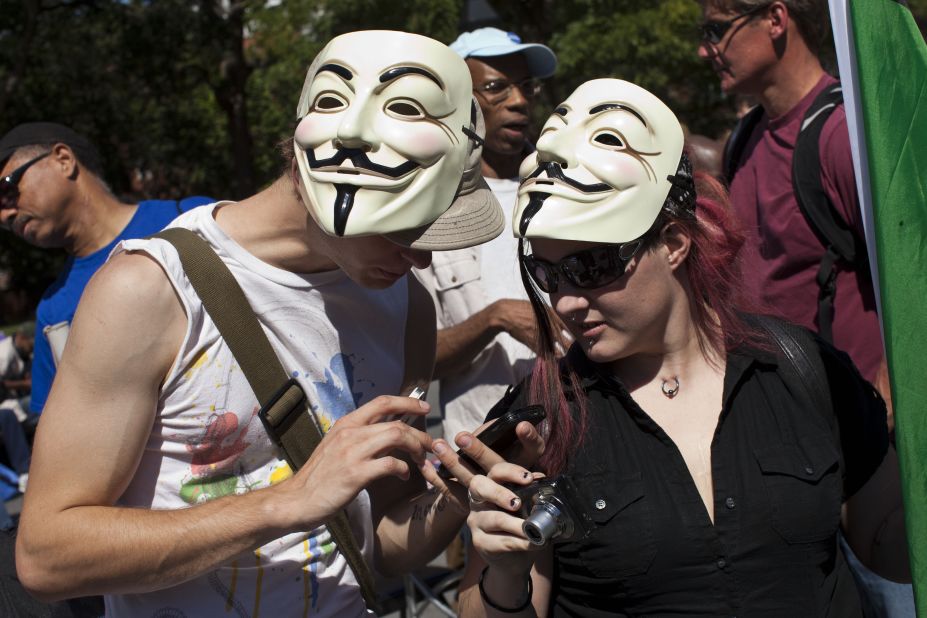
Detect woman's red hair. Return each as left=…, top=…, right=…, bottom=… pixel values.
left=521, top=172, right=769, bottom=475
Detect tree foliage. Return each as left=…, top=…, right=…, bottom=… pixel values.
left=7, top=0, right=902, bottom=324
left=487, top=0, right=728, bottom=136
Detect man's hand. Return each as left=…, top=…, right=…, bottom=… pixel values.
left=273, top=395, right=434, bottom=529
left=434, top=298, right=572, bottom=380
left=490, top=299, right=571, bottom=357
left=874, top=356, right=894, bottom=435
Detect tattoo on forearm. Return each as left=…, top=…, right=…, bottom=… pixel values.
left=411, top=490, right=448, bottom=521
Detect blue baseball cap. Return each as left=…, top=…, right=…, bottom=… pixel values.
left=450, top=28, right=557, bottom=79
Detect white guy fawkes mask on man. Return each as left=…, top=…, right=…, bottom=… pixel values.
left=294, top=30, right=474, bottom=239
left=514, top=78, right=685, bottom=243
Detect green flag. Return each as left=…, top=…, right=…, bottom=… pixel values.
left=832, top=0, right=927, bottom=610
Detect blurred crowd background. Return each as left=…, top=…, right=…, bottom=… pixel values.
left=1, top=0, right=926, bottom=330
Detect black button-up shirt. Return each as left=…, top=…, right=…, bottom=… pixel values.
left=490, top=338, right=888, bottom=617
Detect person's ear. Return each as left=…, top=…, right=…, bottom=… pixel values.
left=767, top=1, right=788, bottom=41
left=289, top=156, right=304, bottom=198
left=660, top=222, right=692, bottom=271
left=49, top=143, right=78, bottom=179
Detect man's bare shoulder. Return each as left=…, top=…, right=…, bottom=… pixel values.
left=83, top=250, right=180, bottom=315
left=71, top=250, right=186, bottom=356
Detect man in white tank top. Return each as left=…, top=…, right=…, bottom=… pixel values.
left=15, top=31, right=540, bottom=618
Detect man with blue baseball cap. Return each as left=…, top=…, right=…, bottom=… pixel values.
left=450, top=27, right=556, bottom=180
left=417, top=27, right=565, bottom=476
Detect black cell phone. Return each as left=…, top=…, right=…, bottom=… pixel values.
left=447, top=405, right=546, bottom=473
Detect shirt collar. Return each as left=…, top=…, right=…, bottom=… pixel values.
left=563, top=341, right=780, bottom=400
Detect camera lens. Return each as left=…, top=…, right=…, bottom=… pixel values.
left=522, top=503, right=562, bottom=546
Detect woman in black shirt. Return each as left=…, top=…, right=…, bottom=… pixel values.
left=452, top=79, right=908, bottom=617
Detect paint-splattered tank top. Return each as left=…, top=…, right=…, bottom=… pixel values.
left=106, top=202, right=407, bottom=617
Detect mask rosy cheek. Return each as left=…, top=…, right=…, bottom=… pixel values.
left=294, top=120, right=315, bottom=148
left=294, top=116, right=334, bottom=149
left=388, top=128, right=450, bottom=162
left=599, top=159, right=651, bottom=188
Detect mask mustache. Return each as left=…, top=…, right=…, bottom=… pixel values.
left=305, top=146, right=419, bottom=178
left=524, top=161, right=612, bottom=194
left=303, top=145, right=420, bottom=237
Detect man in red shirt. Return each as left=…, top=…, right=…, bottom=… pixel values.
left=697, top=1, right=911, bottom=614
left=699, top=1, right=881, bottom=382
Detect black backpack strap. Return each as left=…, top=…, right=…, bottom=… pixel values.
left=722, top=104, right=764, bottom=185
left=150, top=228, right=382, bottom=613
left=747, top=315, right=832, bottom=424
left=791, top=83, right=866, bottom=342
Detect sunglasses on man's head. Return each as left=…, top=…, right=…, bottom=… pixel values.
left=698, top=4, right=769, bottom=45
left=0, top=151, right=51, bottom=204
left=523, top=238, right=646, bottom=294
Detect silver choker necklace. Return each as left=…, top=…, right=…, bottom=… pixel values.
left=661, top=376, right=680, bottom=398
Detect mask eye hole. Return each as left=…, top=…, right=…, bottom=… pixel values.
left=592, top=131, right=625, bottom=149
left=386, top=99, right=424, bottom=119
left=312, top=93, right=347, bottom=112
left=554, top=106, right=568, bottom=117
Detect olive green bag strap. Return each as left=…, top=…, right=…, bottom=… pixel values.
left=151, top=228, right=381, bottom=612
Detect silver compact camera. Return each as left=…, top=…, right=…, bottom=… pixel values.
left=514, top=476, right=593, bottom=546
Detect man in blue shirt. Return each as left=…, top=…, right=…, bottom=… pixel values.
left=0, top=122, right=210, bottom=415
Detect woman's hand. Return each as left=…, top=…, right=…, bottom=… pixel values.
left=420, top=418, right=545, bottom=517
left=456, top=465, right=550, bottom=618
left=421, top=421, right=549, bottom=617
left=426, top=421, right=544, bottom=574
left=466, top=470, right=547, bottom=577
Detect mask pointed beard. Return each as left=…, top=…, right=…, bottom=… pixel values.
left=518, top=191, right=552, bottom=236
left=334, top=184, right=360, bottom=236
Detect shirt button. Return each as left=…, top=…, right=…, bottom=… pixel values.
left=725, top=497, right=736, bottom=509
left=804, top=465, right=815, bottom=475
left=716, top=558, right=727, bottom=569
left=594, top=499, right=607, bottom=510
left=451, top=276, right=458, bottom=283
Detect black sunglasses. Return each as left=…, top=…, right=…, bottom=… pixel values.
left=698, top=4, right=769, bottom=45
left=0, top=151, right=51, bottom=204
left=523, top=238, right=646, bottom=294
